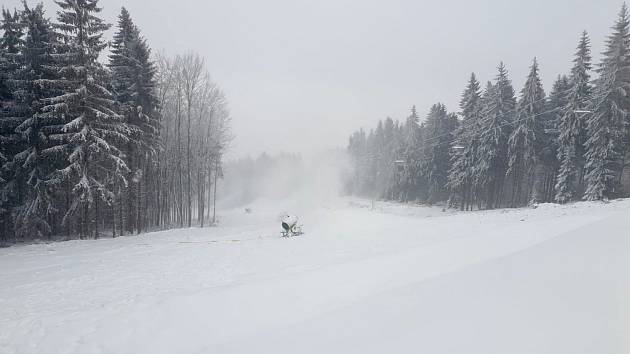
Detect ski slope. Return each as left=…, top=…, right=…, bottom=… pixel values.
left=1, top=198, right=629, bottom=354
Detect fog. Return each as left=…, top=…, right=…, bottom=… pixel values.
left=2, top=0, right=622, bottom=159
left=3, top=1, right=630, bottom=350
left=217, top=150, right=350, bottom=210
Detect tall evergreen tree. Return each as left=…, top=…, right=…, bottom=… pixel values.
left=422, top=103, right=458, bottom=204
left=365, top=128, right=377, bottom=194
left=0, top=7, right=24, bottom=238
left=347, top=128, right=367, bottom=195
left=584, top=4, right=630, bottom=200
left=0, top=7, right=24, bottom=149
left=109, top=7, right=160, bottom=156
left=476, top=63, right=516, bottom=209
left=447, top=72, right=481, bottom=210
left=108, top=7, right=137, bottom=236
left=6, top=2, right=62, bottom=238
left=472, top=81, right=494, bottom=205
left=399, top=106, right=424, bottom=201
left=108, top=7, right=160, bottom=235
left=507, top=58, right=546, bottom=206
left=534, top=74, right=571, bottom=203
left=555, top=32, right=592, bottom=203
left=47, top=0, right=130, bottom=237
left=381, top=116, right=398, bottom=199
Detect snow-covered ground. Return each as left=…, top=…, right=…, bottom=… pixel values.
left=1, top=198, right=629, bottom=354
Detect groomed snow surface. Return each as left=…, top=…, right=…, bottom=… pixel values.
left=1, top=198, right=629, bottom=354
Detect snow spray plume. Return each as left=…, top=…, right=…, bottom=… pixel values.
left=217, top=149, right=350, bottom=210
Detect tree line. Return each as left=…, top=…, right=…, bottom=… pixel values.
left=346, top=4, right=630, bottom=210
left=0, top=0, right=231, bottom=242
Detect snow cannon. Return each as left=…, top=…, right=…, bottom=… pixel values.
left=280, top=214, right=303, bottom=237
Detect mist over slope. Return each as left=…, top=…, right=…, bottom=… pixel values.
left=217, top=149, right=350, bottom=211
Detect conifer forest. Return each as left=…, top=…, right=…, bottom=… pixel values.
left=346, top=5, right=630, bottom=211
left=0, top=1, right=231, bottom=241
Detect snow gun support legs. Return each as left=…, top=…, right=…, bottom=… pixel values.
left=281, top=224, right=303, bottom=237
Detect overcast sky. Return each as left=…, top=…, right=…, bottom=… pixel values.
left=4, top=0, right=623, bottom=158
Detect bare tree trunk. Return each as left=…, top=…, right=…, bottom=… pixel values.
left=212, top=158, right=219, bottom=224
left=144, top=159, right=150, bottom=232
left=198, top=167, right=205, bottom=227
left=618, top=152, right=627, bottom=190
left=187, top=110, right=192, bottom=227
left=137, top=169, right=142, bottom=235
left=112, top=200, right=117, bottom=238
left=95, top=198, right=99, bottom=239
left=211, top=163, right=214, bottom=220
left=119, top=192, right=124, bottom=237
left=177, top=92, right=183, bottom=228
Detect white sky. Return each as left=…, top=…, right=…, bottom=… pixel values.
left=4, top=0, right=622, bottom=158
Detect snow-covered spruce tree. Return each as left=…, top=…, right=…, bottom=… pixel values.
left=399, top=106, right=425, bottom=202
left=0, top=7, right=25, bottom=161
left=346, top=128, right=367, bottom=195
left=47, top=0, right=130, bottom=238
left=471, top=81, right=494, bottom=208
left=381, top=116, right=398, bottom=200
left=6, top=3, right=63, bottom=238
left=108, top=7, right=160, bottom=235
left=555, top=32, right=592, bottom=203
left=370, top=119, right=387, bottom=198
left=584, top=4, right=630, bottom=201
left=475, top=63, right=516, bottom=209
left=389, top=119, right=405, bottom=200
left=108, top=8, right=134, bottom=235
left=507, top=58, right=546, bottom=207
left=447, top=73, right=481, bottom=210
left=0, top=7, right=25, bottom=240
left=422, top=103, right=458, bottom=204
left=534, top=75, right=571, bottom=203
left=364, top=128, right=377, bottom=195
left=131, top=24, right=160, bottom=232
